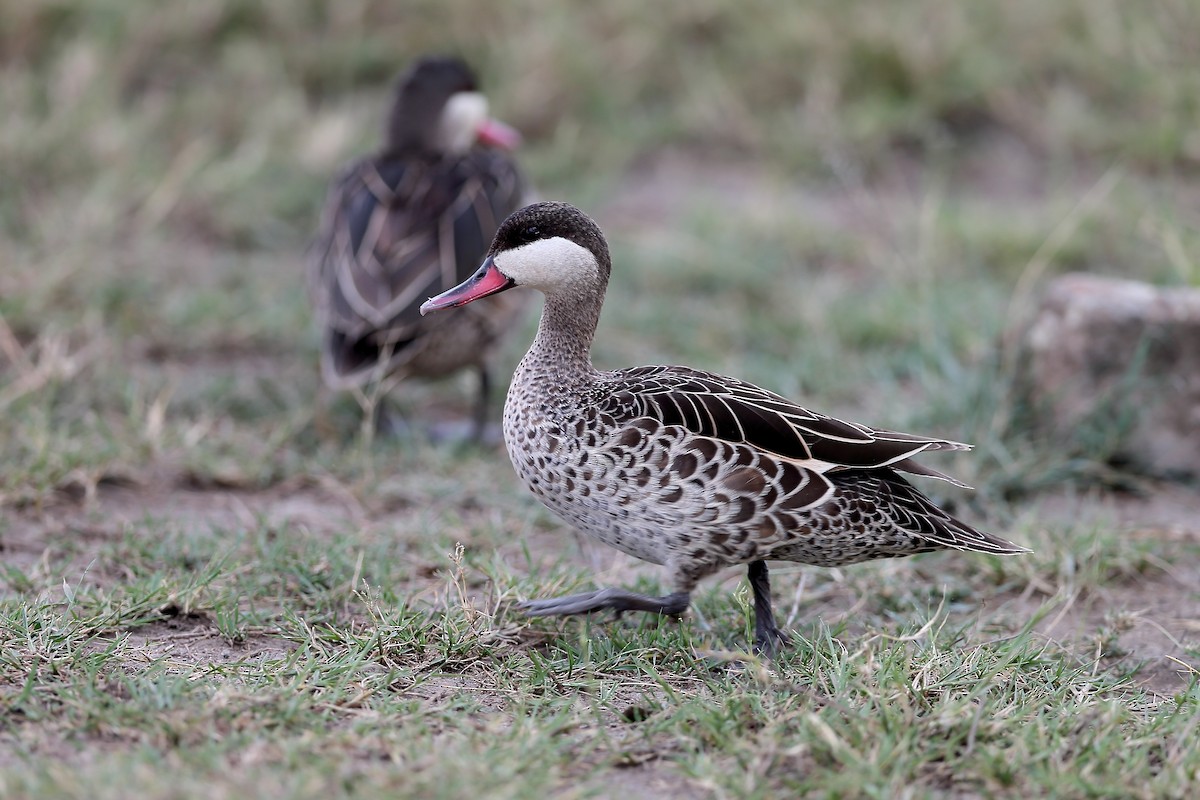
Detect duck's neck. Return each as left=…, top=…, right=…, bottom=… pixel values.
left=520, top=289, right=603, bottom=387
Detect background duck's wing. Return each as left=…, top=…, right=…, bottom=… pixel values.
left=308, top=151, right=527, bottom=386
left=599, top=365, right=973, bottom=486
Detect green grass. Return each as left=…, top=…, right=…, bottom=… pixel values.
left=3, top=0, right=1200, bottom=797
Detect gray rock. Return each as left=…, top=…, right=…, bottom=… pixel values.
left=1020, top=273, right=1200, bottom=477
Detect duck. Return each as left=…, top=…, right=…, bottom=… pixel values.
left=420, top=202, right=1029, bottom=654
left=309, top=56, right=533, bottom=439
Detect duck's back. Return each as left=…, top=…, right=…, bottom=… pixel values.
left=310, top=150, right=528, bottom=388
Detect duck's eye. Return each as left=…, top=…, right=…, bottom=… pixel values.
left=522, top=226, right=540, bottom=241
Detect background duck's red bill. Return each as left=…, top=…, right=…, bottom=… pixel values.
left=476, top=118, right=522, bottom=150
left=420, top=258, right=514, bottom=314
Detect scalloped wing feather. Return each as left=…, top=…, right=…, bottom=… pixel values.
left=599, top=365, right=974, bottom=486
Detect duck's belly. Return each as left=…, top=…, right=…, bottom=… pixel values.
left=502, top=414, right=774, bottom=571
left=504, top=442, right=668, bottom=566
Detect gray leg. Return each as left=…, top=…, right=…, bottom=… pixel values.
left=470, top=364, right=491, bottom=443
left=519, top=588, right=691, bottom=619
left=748, top=560, right=789, bottom=656
left=372, top=395, right=411, bottom=439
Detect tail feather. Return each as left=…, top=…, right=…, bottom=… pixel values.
left=878, top=471, right=1030, bottom=555
left=829, top=469, right=1031, bottom=556
left=890, top=456, right=974, bottom=490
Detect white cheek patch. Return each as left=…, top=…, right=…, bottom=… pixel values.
left=438, top=91, right=488, bottom=154
left=494, top=237, right=599, bottom=292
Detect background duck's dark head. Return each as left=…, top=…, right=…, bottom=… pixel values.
left=384, top=56, right=479, bottom=156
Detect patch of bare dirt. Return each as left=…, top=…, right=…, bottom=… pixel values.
left=1019, top=488, right=1200, bottom=693
left=114, top=613, right=295, bottom=668
left=992, top=559, right=1200, bottom=695
left=579, top=759, right=702, bottom=800
left=1033, top=484, right=1200, bottom=542
left=0, top=476, right=364, bottom=600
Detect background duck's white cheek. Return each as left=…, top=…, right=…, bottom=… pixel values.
left=496, top=237, right=598, bottom=290
left=437, top=92, right=488, bottom=153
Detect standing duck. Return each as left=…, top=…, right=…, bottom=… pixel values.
left=309, top=56, right=532, bottom=438
left=421, top=202, right=1028, bottom=653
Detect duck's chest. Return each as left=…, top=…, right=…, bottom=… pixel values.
left=501, top=381, right=596, bottom=510
left=501, top=380, right=671, bottom=564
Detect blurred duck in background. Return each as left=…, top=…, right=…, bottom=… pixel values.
left=309, top=55, right=533, bottom=440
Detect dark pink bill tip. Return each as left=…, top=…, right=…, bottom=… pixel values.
left=419, top=257, right=514, bottom=315
left=476, top=118, right=522, bottom=150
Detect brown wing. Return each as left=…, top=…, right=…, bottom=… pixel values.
left=308, top=150, right=527, bottom=386
left=597, top=365, right=972, bottom=486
